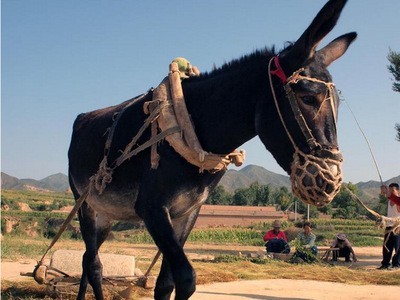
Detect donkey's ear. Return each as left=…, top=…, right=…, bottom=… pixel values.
left=280, top=0, right=348, bottom=74
left=316, top=32, right=357, bottom=67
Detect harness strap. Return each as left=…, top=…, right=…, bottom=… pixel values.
left=285, top=84, right=319, bottom=150
left=93, top=99, right=175, bottom=194
left=288, top=73, right=338, bottom=128
left=113, top=102, right=170, bottom=167
left=117, top=126, right=181, bottom=164
left=104, top=93, right=147, bottom=156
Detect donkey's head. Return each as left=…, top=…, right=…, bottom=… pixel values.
left=257, top=0, right=356, bottom=206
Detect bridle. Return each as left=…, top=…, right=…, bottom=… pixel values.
left=268, top=55, right=338, bottom=155
left=267, top=55, right=343, bottom=206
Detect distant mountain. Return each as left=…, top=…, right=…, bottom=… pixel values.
left=1, top=172, right=69, bottom=192
left=219, top=165, right=291, bottom=193
left=1, top=169, right=399, bottom=202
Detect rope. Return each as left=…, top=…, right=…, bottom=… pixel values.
left=268, top=58, right=298, bottom=150
left=343, top=184, right=400, bottom=251
left=343, top=185, right=381, bottom=219
left=37, top=188, right=90, bottom=265
left=341, top=98, right=383, bottom=185
left=340, top=98, right=400, bottom=249
left=33, top=187, right=90, bottom=284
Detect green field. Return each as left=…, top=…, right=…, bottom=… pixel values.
left=1, top=189, right=384, bottom=260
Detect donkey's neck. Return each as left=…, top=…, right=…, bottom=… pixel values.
left=183, top=51, right=271, bottom=154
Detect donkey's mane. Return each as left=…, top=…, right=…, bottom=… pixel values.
left=192, top=46, right=278, bottom=81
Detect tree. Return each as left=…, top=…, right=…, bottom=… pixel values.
left=388, top=49, right=400, bottom=93
left=251, top=183, right=271, bottom=206
left=271, top=186, right=294, bottom=211
left=331, top=183, right=364, bottom=219
left=206, top=186, right=231, bottom=205
left=232, top=188, right=254, bottom=206
left=297, top=200, right=320, bottom=219
left=231, top=182, right=272, bottom=206
left=387, top=49, right=400, bottom=141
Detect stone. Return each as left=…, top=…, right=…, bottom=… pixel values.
left=50, top=249, right=135, bottom=276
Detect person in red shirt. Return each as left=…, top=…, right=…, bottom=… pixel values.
left=378, top=183, right=400, bottom=269
left=263, top=220, right=290, bottom=254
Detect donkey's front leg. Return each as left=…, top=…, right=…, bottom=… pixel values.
left=154, top=258, right=174, bottom=300
left=140, top=206, right=196, bottom=300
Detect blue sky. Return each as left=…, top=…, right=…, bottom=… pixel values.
left=2, top=0, right=399, bottom=184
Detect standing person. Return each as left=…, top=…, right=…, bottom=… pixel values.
left=292, top=221, right=318, bottom=262
left=331, top=233, right=357, bottom=262
left=378, top=183, right=400, bottom=270
left=263, top=220, right=290, bottom=254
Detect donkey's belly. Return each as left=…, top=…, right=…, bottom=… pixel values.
left=85, top=190, right=140, bottom=221
left=169, top=187, right=210, bottom=219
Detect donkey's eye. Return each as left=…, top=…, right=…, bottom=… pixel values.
left=301, top=96, right=317, bottom=106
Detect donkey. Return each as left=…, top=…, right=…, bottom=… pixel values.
left=68, top=0, right=356, bottom=299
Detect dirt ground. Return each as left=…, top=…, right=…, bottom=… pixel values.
left=2, top=246, right=399, bottom=299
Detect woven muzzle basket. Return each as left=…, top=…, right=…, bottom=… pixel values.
left=290, top=150, right=343, bottom=207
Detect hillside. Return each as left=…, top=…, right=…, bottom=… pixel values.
left=1, top=172, right=69, bottom=192
left=219, top=165, right=290, bottom=193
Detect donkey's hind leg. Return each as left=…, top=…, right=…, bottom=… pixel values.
left=77, top=201, right=111, bottom=300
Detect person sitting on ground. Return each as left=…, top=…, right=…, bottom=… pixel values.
left=331, top=233, right=357, bottom=262
left=263, top=220, right=290, bottom=254
left=292, top=221, right=318, bottom=263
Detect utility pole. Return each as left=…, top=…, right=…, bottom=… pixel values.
left=307, top=204, right=310, bottom=221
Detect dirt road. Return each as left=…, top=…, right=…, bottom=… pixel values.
left=2, top=246, right=399, bottom=299
left=183, top=279, right=400, bottom=300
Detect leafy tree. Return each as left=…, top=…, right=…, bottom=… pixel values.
left=250, top=183, right=271, bottom=206
left=297, top=200, right=320, bottom=219
left=331, top=183, right=363, bottom=219
left=206, top=186, right=231, bottom=205
left=388, top=49, right=400, bottom=93
left=231, top=182, right=271, bottom=206
left=232, top=187, right=254, bottom=206
left=271, top=186, right=294, bottom=211
left=387, top=49, right=400, bottom=141
left=333, top=205, right=358, bottom=219
left=317, top=203, right=332, bottom=215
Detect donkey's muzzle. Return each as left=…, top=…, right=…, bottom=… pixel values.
left=314, top=148, right=343, bottom=161
left=290, top=149, right=343, bottom=207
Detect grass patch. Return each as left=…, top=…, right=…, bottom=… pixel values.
left=1, top=236, right=51, bottom=260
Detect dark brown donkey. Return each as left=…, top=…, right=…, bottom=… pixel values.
left=68, top=0, right=356, bottom=299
